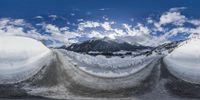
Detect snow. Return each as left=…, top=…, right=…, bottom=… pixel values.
left=0, top=36, right=53, bottom=84
left=60, top=49, right=160, bottom=77
left=88, top=50, right=142, bottom=56
left=164, top=38, right=200, bottom=84
left=54, top=49, right=161, bottom=90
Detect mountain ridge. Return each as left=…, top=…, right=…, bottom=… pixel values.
left=59, top=38, right=152, bottom=53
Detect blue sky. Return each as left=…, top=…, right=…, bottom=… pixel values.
left=0, top=0, right=200, bottom=47
left=0, top=0, right=199, bottom=19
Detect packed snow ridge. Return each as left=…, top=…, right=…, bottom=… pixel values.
left=0, top=36, right=53, bottom=84
left=164, top=38, right=200, bottom=84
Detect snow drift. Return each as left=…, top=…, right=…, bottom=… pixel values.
left=0, top=36, right=53, bottom=84
left=164, top=38, right=200, bottom=84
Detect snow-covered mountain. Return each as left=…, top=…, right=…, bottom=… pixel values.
left=164, top=37, right=200, bottom=84
left=59, top=38, right=152, bottom=55
left=149, top=40, right=182, bottom=55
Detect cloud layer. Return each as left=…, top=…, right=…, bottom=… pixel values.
left=0, top=7, right=200, bottom=47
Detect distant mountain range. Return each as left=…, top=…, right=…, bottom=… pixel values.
left=57, top=37, right=184, bottom=57
left=58, top=38, right=152, bottom=53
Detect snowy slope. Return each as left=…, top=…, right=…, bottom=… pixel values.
left=164, top=38, right=200, bottom=84
left=60, top=50, right=161, bottom=77
left=151, top=41, right=181, bottom=55
left=0, top=36, right=53, bottom=84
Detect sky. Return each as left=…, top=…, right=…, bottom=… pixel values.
left=0, top=0, right=200, bottom=47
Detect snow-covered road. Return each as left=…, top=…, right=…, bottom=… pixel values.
left=0, top=50, right=198, bottom=100
left=23, top=51, right=198, bottom=100
left=55, top=49, right=162, bottom=90
left=0, top=36, right=200, bottom=99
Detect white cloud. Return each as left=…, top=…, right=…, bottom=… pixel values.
left=143, top=7, right=200, bottom=42
left=159, top=11, right=186, bottom=26
left=77, top=19, right=84, bottom=22
left=0, top=18, right=47, bottom=41
left=0, top=18, right=80, bottom=47
left=152, top=7, right=187, bottom=33
left=70, top=13, right=75, bottom=16
left=102, top=16, right=109, bottom=21
left=99, top=8, right=110, bottom=11
left=123, top=23, right=150, bottom=36
left=188, top=19, right=200, bottom=26
left=169, top=7, right=187, bottom=12
left=3, top=7, right=200, bottom=47
left=101, top=22, right=114, bottom=31
left=151, top=7, right=200, bottom=40
left=49, top=15, right=58, bottom=20
left=76, top=21, right=161, bottom=46
left=165, top=27, right=190, bottom=38
left=35, top=16, right=43, bottom=19
left=44, top=24, right=80, bottom=45
left=88, top=31, right=104, bottom=38
left=147, top=17, right=154, bottom=24
left=45, top=24, right=60, bottom=34
left=78, top=21, right=100, bottom=30
left=162, top=26, right=200, bottom=40
left=78, top=21, right=115, bottom=31
left=49, top=15, right=57, bottom=18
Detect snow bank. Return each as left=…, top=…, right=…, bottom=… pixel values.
left=164, top=38, right=200, bottom=84
left=0, top=36, right=53, bottom=84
